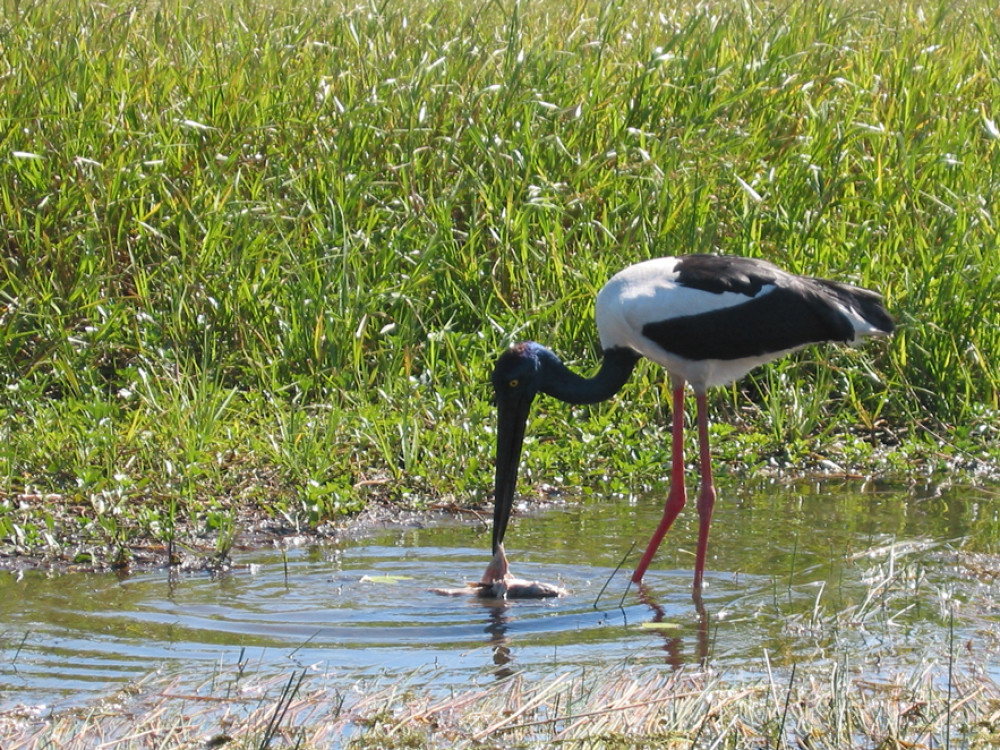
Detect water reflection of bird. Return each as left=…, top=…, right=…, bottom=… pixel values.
left=485, top=254, right=894, bottom=594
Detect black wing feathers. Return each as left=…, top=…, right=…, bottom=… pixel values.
left=672, top=254, right=785, bottom=296
left=813, top=278, right=895, bottom=335
left=642, top=286, right=850, bottom=361
left=643, top=256, right=894, bottom=362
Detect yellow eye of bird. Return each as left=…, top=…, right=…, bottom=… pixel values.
left=509, top=379, right=519, bottom=388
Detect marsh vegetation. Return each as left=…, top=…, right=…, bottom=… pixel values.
left=2, top=0, right=1000, bottom=744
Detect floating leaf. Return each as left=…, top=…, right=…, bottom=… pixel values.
left=360, top=574, right=414, bottom=585
left=638, top=621, right=682, bottom=631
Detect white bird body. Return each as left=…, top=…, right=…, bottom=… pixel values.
left=595, top=256, right=892, bottom=392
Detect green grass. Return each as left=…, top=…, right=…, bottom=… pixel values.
left=1, top=0, right=999, bottom=560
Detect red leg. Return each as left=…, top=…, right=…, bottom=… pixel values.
left=692, top=391, right=716, bottom=592
left=632, top=381, right=687, bottom=583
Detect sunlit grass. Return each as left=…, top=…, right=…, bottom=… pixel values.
left=1, top=0, right=999, bottom=557
left=3, top=657, right=998, bottom=748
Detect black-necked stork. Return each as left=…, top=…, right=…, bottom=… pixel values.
left=484, top=254, right=894, bottom=593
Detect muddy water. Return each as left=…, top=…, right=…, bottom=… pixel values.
left=2, top=478, right=999, bottom=711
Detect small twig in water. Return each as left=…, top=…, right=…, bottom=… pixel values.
left=287, top=630, right=322, bottom=660
left=946, top=605, right=955, bottom=750
left=258, top=669, right=306, bottom=750
left=776, top=662, right=797, bottom=749
left=594, top=539, right=635, bottom=609
left=10, top=630, right=31, bottom=670
left=787, top=532, right=799, bottom=602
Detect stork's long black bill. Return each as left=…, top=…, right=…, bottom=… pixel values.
left=492, top=392, right=533, bottom=554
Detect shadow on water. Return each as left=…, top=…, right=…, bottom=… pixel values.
left=2, top=478, right=999, bottom=710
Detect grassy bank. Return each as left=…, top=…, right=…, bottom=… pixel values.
left=4, top=660, right=999, bottom=748
left=2, top=0, right=1000, bottom=563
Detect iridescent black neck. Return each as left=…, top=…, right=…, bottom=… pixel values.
left=537, top=346, right=640, bottom=405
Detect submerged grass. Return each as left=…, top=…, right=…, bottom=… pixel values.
left=1, top=0, right=1000, bottom=561
left=3, top=658, right=999, bottom=748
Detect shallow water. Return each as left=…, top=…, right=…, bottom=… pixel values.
left=2, top=478, right=999, bottom=711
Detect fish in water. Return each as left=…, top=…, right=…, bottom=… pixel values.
left=430, top=545, right=566, bottom=598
